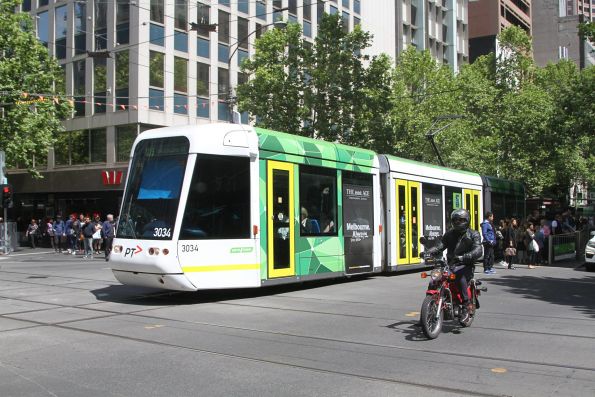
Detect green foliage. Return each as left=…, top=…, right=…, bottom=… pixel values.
left=238, top=20, right=594, bottom=201
left=0, top=0, right=72, bottom=175
left=578, top=22, right=595, bottom=43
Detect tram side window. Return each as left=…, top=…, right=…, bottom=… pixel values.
left=180, top=155, right=251, bottom=240
left=299, top=166, right=337, bottom=236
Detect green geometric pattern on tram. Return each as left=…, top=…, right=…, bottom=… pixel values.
left=295, top=236, right=344, bottom=275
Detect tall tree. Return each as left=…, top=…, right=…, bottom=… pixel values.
left=0, top=0, right=72, bottom=175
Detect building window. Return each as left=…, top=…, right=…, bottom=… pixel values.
left=175, top=0, right=188, bottom=30
left=197, top=98, right=209, bottom=118
left=55, top=5, right=67, bottom=59
left=330, top=5, right=338, bottom=15
left=74, top=3, right=86, bottom=55
left=304, top=1, right=312, bottom=21
left=149, top=88, right=164, bottom=110
left=220, top=0, right=230, bottom=7
left=238, top=17, right=249, bottom=50
left=39, top=0, right=48, bottom=7
left=198, top=37, right=210, bottom=58
left=22, top=0, right=31, bottom=12
left=288, top=0, right=297, bottom=15
left=354, top=0, right=360, bottom=14
left=304, top=21, right=312, bottom=37
left=219, top=10, right=230, bottom=43
left=299, top=166, right=337, bottom=236
left=197, top=62, right=210, bottom=97
left=256, top=0, right=266, bottom=20
left=174, top=94, right=188, bottom=114
left=197, top=3, right=211, bottom=37
left=37, top=11, right=48, bottom=47
left=149, top=51, right=164, bottom=111
left=317, top=2, right=325, bottom=24
left=174, top=31, right=188, bottom=52
left=342, top=12, right=349, bottom=32
left=116, top=125, right=137, bottom=162
left=73, top=60, right=86, bottom=117
left=116, top=0, right=130, bottom=45
left=238, top=49, right=248, bottom=66
left=343, top=0, right=350, bottom=9
left=149, top=51, right=164, bottom=88
left=238, top=0, right=249, bottom=14
left=115, top=51, right=129, bottom=110
left=218, top=43, right=229, bottom=62
left=94, top=58, right=107, bottom=114
left=218, top=67, right=229, bottom=97
left=95, top=1, right=108, bottom=50
left=90, top=129, right=107, bottom=163
left=150, top=24, right=165, bottom=46
left=151, top=0, right=164, bottom=23
left=174, top=57, right=188, bottom=93
left=218, top=101, right=229, bottom=121
left=71, top=130, right=90, bottom=165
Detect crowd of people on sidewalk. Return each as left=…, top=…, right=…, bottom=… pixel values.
left=25, top=213, right=116, bottom=261
left=480, top=209, right=591, bottom=274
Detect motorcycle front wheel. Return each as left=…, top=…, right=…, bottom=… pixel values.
left=421, top=295, right=443, bottom=339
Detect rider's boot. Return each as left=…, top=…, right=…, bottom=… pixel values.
left=467, top=302, right=475, bottom=316
left=460, top=303, right=470, bottom=323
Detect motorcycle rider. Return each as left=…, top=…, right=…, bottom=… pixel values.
left=425, top=209, right=483, bottom=324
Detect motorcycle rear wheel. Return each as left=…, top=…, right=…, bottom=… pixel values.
left=421, top=295, right=443, bottom=339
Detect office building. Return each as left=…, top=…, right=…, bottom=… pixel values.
left=9, top=0, right=362, bottom=223
left=468, top=0, right=531, bottom=62
left=362, top=0, right=472, bottom=72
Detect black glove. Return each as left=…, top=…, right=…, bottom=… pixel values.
left=455, top=255, right=464, bottom=264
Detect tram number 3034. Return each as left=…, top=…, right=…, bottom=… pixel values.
left=153, top=228, right=171, bottom=238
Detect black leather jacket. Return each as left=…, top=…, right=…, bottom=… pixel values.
left=427, top=228, right=483, bottom=265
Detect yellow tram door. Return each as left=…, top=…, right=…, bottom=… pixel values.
left=396, top=179, right=421, bottom=265
left=267, top=161, right=295, bottom=278
left=463, top=189, right=481, bottom=231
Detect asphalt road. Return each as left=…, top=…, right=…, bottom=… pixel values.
left=0, top=248, right=594, bottom=397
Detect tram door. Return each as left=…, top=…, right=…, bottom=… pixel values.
left=267, top=161, right=295, bottom=278
left=463, top=189, right=481, bottom=231
left=396, top=179, right=421, bottom=265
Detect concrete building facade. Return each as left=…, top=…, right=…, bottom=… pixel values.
left=362, top=0, right=472, bottom=72
left=468, top=0, right=532, bottom=62
left=532, top=0, right=595, bottom=68
left=10, top=0, right=362, bottom=224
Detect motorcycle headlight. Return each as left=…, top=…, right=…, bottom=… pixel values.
left=430, top=269, right=442, bottom=281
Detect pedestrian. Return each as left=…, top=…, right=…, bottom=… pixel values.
left=82, top=216, right=95, bottom=259
left=481, top=211, right=497, bottom=274
left=524, top=222, right=538, bottom=269
left=515, top=220, right=527, bottom=266
left=102, top=214, right=115, bottom=261
left=26, top=219, right=38, bottom=248
left=495, top=219, right=506, bottom=267
left=76, top=214, right=85, bottom=254
left=46, top=218, right=56, bottom=251
left=65, top=214, right=76, bottom=254
left=53, top=214, right=66, bottom=253
left=539, top=218, right=550, bottom=264
left=92, top=214, right=103, bottom=254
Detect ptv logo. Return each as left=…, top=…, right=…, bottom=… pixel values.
left=123, top=245, right=143, bottom=257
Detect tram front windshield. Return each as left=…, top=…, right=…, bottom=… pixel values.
left=117, top=137, right=190, bottom=240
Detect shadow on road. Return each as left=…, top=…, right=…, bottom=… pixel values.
left=90, top=274, right=373, bottom=306
left=486, top=272, right=595, bottom=318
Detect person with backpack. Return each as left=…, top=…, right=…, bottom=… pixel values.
left=46, top=218, right=55, bottom=252
left=53, top=215, right=66, bottom=254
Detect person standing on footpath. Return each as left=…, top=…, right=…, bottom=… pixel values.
left=481, top=211, right=497, bottom=275
left=65, top=214, right=76, bottom=254
left=102, top=214, right=115, bottom=262
left=82, top=216, right=95, bottom=259
left=26, top=219, right=38, bottom=248
left=53, top=215, right=66, bottom=254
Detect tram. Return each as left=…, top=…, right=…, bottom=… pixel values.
left=110, top=123, right=523, bottom=291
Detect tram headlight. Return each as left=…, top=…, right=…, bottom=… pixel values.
left=430, top=269, right=442, bottom=281
left=148, top=247, right=160, bottom=256
left=113, top=245, right=122, bottom=254
left=162, top=248, right=169, bottom=255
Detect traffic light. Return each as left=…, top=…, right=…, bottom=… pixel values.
left=1, top=184, right=12, bottom=208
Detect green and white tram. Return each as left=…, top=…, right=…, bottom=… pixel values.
left=111, top=124, right=382, bottom=290
left=111, top=123, right=522, bottom=291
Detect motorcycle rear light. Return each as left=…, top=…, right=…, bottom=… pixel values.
left=449, top=274, right=456, bottom=280
left=113, top=245, right=122, bottom=254
left=421, top=272, right=428, bottom=278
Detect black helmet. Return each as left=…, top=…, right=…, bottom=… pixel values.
left=451, top=209, right=470, bottom=233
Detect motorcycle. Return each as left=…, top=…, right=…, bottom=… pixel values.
left=418, top=236, right=487, bottom=339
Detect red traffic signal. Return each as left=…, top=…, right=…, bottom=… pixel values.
left=1, top=184, right=12, bottom=208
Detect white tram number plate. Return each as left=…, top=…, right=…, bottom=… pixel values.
left=153, top=228, right=171, bottom=238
